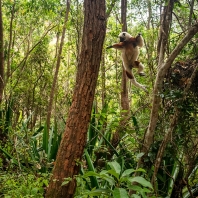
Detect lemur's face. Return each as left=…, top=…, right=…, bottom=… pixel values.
left=118, top=32, right=131, bottom=42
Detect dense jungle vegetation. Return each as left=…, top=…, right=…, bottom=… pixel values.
left=0, top=0, right=198, bottom=197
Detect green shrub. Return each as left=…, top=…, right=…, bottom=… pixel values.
left=0, top=172, right=49, bottom=198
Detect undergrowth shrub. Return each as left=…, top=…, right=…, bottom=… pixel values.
left=0, top=172, right=49, bottom=198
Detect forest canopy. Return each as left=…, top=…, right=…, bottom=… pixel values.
left=0, top=0, right=198, bottom=197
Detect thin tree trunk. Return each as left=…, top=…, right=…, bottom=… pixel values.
left=142, top=0, right=174, bottom=155
left=45, top=1, right=106, bottom=197
left=142, top=23, right=198, bottom=154
left=0, top=0, right=3, bottom=103
left=157, top=0, right=174, bottom=68
left=106, top=0, right=118, bottom=18
left=188, top=0, right=195, bottom=27
left=121, top=0, right=127, bottom=32
left=6, top=0, right=15, bottom=82
left=101, top=52, right=106, bottom=107
left=0, top=0, right=5, bottom=166
left=120, top=0, right=129, bottom=116
left=145, top=0, right=155, bottom=87
left=151, top=63, right=198, bottom=194
left=151, top=111, right=178, bottom=190
left=111, top=0, right=130, bottom=149
left=46, top=0, right=70, bottom=132
left=11, top=25, right=56, bottom=90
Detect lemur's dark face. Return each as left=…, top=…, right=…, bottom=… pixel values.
left=119, top=32, right=127, bottom=42
left=119, top=37, right=125, bottom=42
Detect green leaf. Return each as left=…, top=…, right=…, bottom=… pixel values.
left=128, top=185, right=143, bottom=191
left=61, top=181, right=69, bottom=186
left=61, top=177, right=72, bottom=186
left=84, top=149, right=99, bottom=188
left=108, top=161, right=121, bottom=176
left=31, top=187, right=39, bottom=194
left=132, top=195, right=141, bottom=198
left=98, top=131, right=119, bottom=156
left=84, top=171, right=100, bottom=178
left=142, top=188, right=152, bottom=193
left=128, top=177, right=153, bottom=189
left=107, top=169, right=119, bottom=180
left=132, top=116, right=139, bottom=132
left=0, top=147, right=26, bottom=169
left=112, top=188, right=129, bottom=198
left=157, top=173, right=165, bottom=182
left=129, top=184, right=152, bottom=197
left=43, top=123, right=48, bottom=154
left=100, top=173, right=115, bottom=186
left=136, top=152, right=145, bottom=159
left=99, top=170, right=108, bottom=175
left=136, top=168, right=146, bottom=173
left=122, top=169, right=135, bottom=177
left=87, top=104, right=97, bottom=156
left=87, top=188, right=112, bottom=196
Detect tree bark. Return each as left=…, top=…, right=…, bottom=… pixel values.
left=151, top=63, right=198, bottom=193
left=45, top=1, right=106, bottom=197
left=0, top=0, right=5, bottom=147
left=0, top=0, right=4, bottom=103
left=121, top=0, right=127, bottom=32
left=6, top=0, right=15, bottom=82
left=0, top=0, right=5, bottom=169
left=157, top=0, right=174, bottom=67
left=120, top=0, right=129, bottom=115
left=111, top=0, right=130, bottom=149
left=188, top=0, right=195, bottom=27
left=142, top=23, right=198, bottom=154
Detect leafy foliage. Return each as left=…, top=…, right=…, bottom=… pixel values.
left=0, top=173, right=49, bottom=198
left=0, top=0, right=197, bottom=197
left=75, top=161, right=153, bottom=198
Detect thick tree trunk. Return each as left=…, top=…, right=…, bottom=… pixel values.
left=45, top=1, right=106, bottom=198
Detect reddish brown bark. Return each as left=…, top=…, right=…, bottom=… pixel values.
left=45, top=1, right=106, bottom=198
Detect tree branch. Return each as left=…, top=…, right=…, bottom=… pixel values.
left=143, top=22, right=198, bottom=153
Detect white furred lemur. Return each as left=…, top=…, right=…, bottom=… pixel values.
left=107, top=32, right=147, bottom=92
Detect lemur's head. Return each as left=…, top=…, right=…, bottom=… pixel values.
left=118, top=32, right=132, bottom=42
